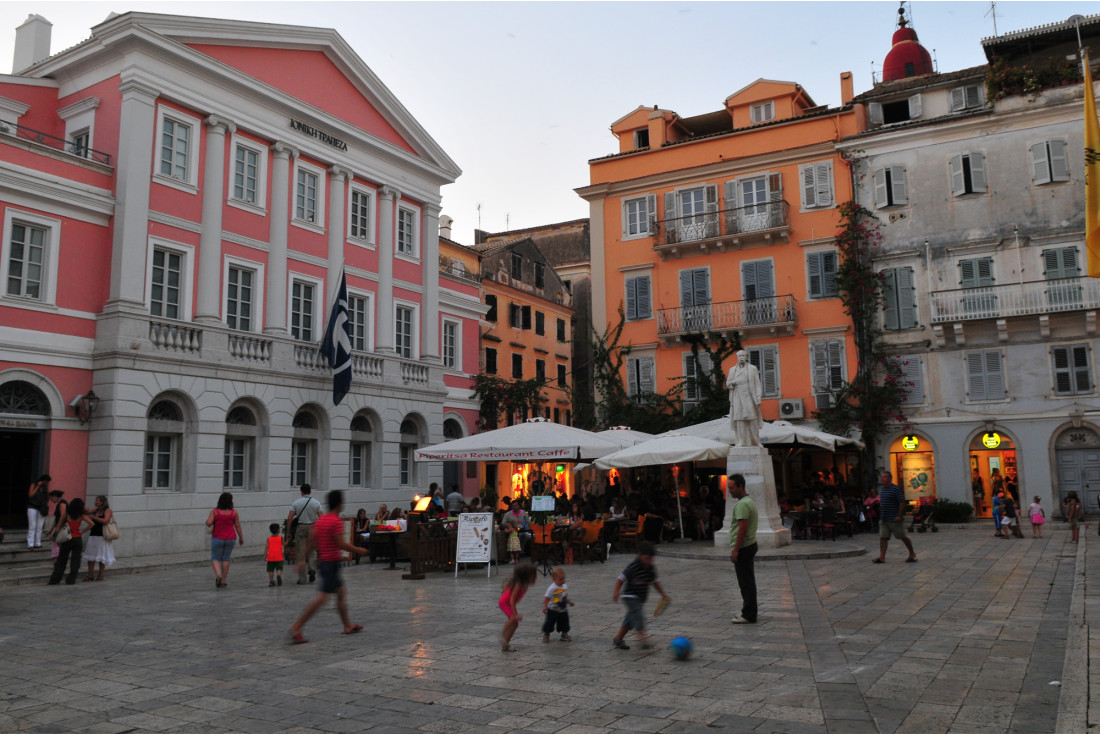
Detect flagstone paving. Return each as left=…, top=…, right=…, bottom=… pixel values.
left=0, top=527, right=1083, bottom=733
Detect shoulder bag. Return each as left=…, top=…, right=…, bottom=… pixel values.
left=103, top=517, right=120, bottom=542
left=55, top=521, right=72, bottom=545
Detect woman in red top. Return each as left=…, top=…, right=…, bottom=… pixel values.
left=205, top=492, right=244, bottom=589
left=48, top=497, right=92, bottom=585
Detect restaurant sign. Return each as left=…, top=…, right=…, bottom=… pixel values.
left=289, top=119, right=348, bottom=151
left=415, top=446, right=577, bottom=461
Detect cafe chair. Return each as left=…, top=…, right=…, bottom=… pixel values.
left=617, top=514, right=646, bottom=551
left=808, top=510, right=838, bottom=542
left=571, top=520, right=606, bottom=565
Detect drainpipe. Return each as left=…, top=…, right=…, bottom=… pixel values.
left=1014, top=225, right=1024, bottom=285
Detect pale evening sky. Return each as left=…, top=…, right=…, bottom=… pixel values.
left=0, top=1, right=1089, bottom=242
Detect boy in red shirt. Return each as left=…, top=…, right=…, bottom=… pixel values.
left=289, top=490, right=367, bottom=643
left=266, top=523, right=284, bottom=586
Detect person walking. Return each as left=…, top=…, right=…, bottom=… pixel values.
left=84, top=495, right=115, bottom=581
left=26, top=474, right=50, bottom=549
left=48, top=497, right=92, bottom=585
left=206, top=492, right=243, bottom=588
left=728, top=473, right=759, bottom=624
left=288, top=490, right=368, bottom=644
left=287, top=484, right=322, bottom=584
left=1063, top=491, right=1083, bottom=543
left=873, top=471, right=917, bottom=564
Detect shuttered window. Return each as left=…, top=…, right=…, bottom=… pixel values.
left=683, top=352, right=714, bottom=402
left=949, top=153, right=987, bottom=196
left=882, top=266, right=917, bottom=330
left=811, top=340, right=845, bottom=393
left=888, top=355, right=924, bottom=404
left=949, top=84, right=983, bottom=111
left=623, top=194, right=657, bottom=238
left=1043, top=246, right=1080, bottom=279
left=807, top=251, right=838, bottom=299
left=742, top=260, right=776, bottom=325
left=966, top=350, right=1005, bottom=401
left=872, top=166, right=908, bottom=208
left=626, top=356, right=656, bottom=404
left=800, top=162, right=834, bottom=209
left=625, top=274, right=652, bottom=321
left=1052, top=345, right=1092, bottom=396
left=747, top=345, right=779, bottom=397
left=1030, top=140, right=1070, bottom=185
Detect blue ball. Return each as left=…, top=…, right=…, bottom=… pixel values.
left=670, top=636, right=693, bottom=660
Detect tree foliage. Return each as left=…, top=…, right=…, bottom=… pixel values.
left=472, top=374, right=546, bottom=431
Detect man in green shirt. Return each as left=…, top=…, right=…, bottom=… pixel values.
left=728, top=473, right=759, bottom=624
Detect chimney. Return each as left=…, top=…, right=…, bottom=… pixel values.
left=13, top=15, right=52, bottom=73
left=840, top=71, right=854, bottom=105
left=439, top=215, right=453, bottom=240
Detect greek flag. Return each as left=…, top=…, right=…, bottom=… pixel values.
left=320, top=269, right=352, bottom=405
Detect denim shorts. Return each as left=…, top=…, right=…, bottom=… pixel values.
left=319, top=560, right=343, bottom=594
left=210, top=537, right=235, bottom=562
left=621, top=596, right=646, bottom=632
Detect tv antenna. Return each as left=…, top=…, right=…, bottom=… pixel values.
left=986, top=2, right=998, bottom=36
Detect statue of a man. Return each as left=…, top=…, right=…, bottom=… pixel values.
left=726, top=350, right=763, bottom=447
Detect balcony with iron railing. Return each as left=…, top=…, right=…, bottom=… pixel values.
left=656, top=294, right=798, bottom=341
left=929, top=277, right=1100, bottom=324
left=652, top=200, right=790, bottom=259
left=439, top=260, right=482, bottom=284
left=0, top=120, right=113, bottom=166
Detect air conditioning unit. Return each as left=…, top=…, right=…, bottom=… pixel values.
left=779, top=398, right=804, bottom=419
left=814, top=393, right=835, bottom=410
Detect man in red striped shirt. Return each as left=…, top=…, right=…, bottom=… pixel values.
left=289, top=490, right=367, bottom=643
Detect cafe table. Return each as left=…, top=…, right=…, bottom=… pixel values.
left=372, top=529, right=403, bottom=570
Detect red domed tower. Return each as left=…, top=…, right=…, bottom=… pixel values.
left=882, top=5, right=934, bottom=82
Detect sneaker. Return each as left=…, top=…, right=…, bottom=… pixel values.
left=560, top=633, right=572, bottom=642
left=613, top=638, right=630, bottom=650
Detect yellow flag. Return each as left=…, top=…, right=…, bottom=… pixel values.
left=1086, top=51, right=1100, bottom=277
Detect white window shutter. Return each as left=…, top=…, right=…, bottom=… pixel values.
left=970, top=153, right=987, bottom=193
left=620, top=200, right=630, bottom=239
left=646, top=194, right=657, bottom=234
left=640, top=357, right=655, bottom=395
left=664, top=192, right=677, bottom=241
left=761, top=347, right=778, bottom=397
left=1031, top=142, right=1051, bottom=185
left=724, top=180, right=738, bottom=232
left=827, top=340, right=844, bottom=389
left=1050, top=140, right=1070, bottom=182
left=801, top=164, right=816, bottom=208
left=811, top=342, right=829, bottom=392
left=815, top=163, right=833, bottom=207
left=869, top=102, right=883, bottom=125
left=872, top=169, right=887, bottom=209
left=903, top=356, right=924, bottom=404
left=949, top=87, right=964, bottom=112
left=704, top=184, right=719, bottom=237
left=966, top=85, right=982, bottom=108
left=908, top=94, right=922, bottom=119
left=890, top=166, right=908, bottom=205
left=882, top=268, right=899, bottom=330
left=949, top=154, right=966, bottom=197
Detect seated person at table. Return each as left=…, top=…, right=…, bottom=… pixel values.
left=387, top=507, right=408, bottom=532
left=566, top=502, right=586, bottom=541
left=374, top=504, right=389, bottom=522
left=609, top=498, right=626, bottom=520
left=354, top=509, right=370, bottom=541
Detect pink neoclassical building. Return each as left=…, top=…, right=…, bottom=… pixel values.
left=0, top=12, right=480, bottom=553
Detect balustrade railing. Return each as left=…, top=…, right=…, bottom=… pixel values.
left=929, top=276, right=1100, bottom=323
left=655, top=200, right=790, bottom=246
left=228, top=333, right=272, bottom=362
left=352, top=353, right=384, bottom=380
left=149, top=320, right=202, bottom=353
left=657, top=295, right=798, bottom=336
left=399, top=360, right=430, bottom=385
left=0, top=120, right=112, bottom=165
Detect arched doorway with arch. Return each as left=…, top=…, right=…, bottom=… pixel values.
left=888, top=432, right=937, bottom=507
left=0, top=380, right=52, bottom=528
left=969, top=429, right=1018, bottom=518
left=441, top=416, right=467, bottom=496
left=1054, top=425, right=1100, bottom=514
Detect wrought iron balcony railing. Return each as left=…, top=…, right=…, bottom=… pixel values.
left=0, top=120, right=112, bottom=165
left=657, top=294, right=798, bottom=337
left=653, top=200, right=790, bottom=250
left=929, top=276, right=1100, bottom=323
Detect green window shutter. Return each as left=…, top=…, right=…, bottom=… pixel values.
left=882, top=268, right=899, bottom=331
left=896, top=266, right=917, bottom=329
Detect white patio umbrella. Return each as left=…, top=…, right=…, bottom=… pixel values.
left=594, top=434, right=731, bottom=541
left=415, top=417, right=622, bottom=462
left=663, top=417, right=864, bottom=451
left=594, top=426, right=656, bottom=450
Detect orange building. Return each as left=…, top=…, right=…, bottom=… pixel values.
left=577, top=75, right=864, bottom=425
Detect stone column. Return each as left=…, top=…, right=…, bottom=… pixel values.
left=715, top=446, right=791, bottom=549
left=194, top=115, right=235, bottom=324
left=326, top=166, right=350, bottom=300
left=265, top=142, right=297, bottom=335
left=107, top=74, right=159, bottom=311
left=420, top=203, right=441, bottom=363
left=376, top=185, right=399, bottom=353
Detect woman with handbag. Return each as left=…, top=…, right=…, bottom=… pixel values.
left=48, top=497, right=92, bottom=585
left=84, top=495, right=116, bottom=581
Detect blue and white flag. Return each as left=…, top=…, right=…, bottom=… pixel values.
left=320, top=269, right=352, bottom=405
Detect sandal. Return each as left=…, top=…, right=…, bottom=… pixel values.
left=501, top=645, right=516, bottom=652
left=289, top=632, right=308, bottom=644
left=872, top=558, right=885, bottom=564
left=342, top=624, right=364, bottom=635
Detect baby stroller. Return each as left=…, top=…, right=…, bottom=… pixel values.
left=908, top=497, right=938, bottom=533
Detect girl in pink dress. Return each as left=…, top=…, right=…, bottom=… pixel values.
left=498, top=562, right=537, bottom=652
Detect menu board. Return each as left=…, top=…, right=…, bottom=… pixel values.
left=455, top=513, right=494, bottom=564
left=530, top=495, right=556, bottom=512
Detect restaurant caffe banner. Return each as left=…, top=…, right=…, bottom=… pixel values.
left=455, top=513, right=494, bottom=577
left=417, top=447, right=578, bottom=461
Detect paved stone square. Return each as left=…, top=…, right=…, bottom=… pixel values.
left=0, top=527, right=1081, bottom=733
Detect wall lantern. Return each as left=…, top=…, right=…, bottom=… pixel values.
left=982, top=432, right=1002, bottom=449
left=901, top=435, right=919, bottom=451
left=73, top=390, right=100, bottom=424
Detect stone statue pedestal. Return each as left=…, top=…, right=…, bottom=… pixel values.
left=714, top=446, right=791, bottom=550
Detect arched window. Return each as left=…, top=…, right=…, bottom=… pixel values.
left=291, top=409, right=321, bottom=487
left=0, top=381, right=50, bottom=415
left=399, top=417, right=421, bottom=487
left=224, top=405, right=259, bottom=490
left=349, top=414, right=375, bottom=488
left=145, top=399, right=184, bottom=491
